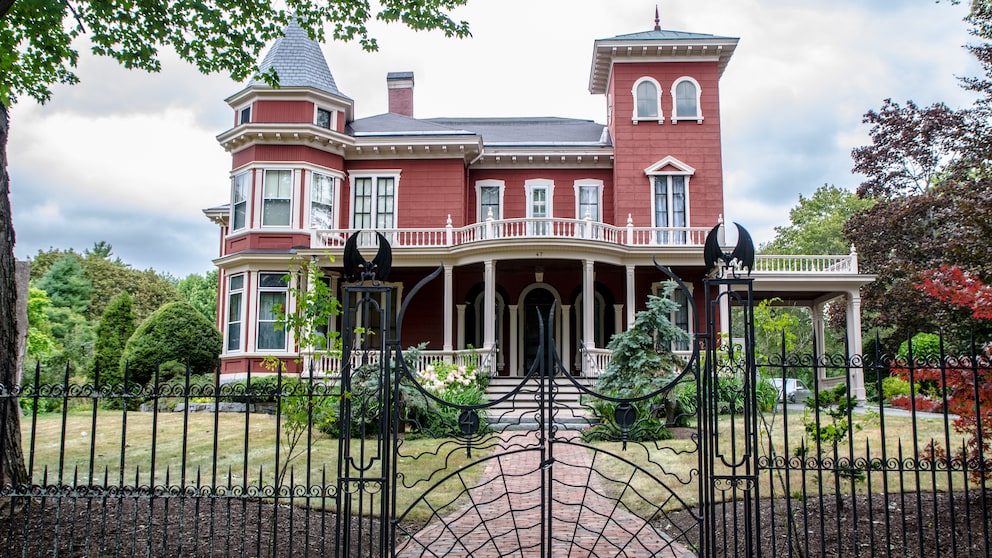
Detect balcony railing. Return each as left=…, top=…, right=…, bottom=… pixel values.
left=312, top=217, right=712, bottom=249
left=311, top=218, right=861, bottom=275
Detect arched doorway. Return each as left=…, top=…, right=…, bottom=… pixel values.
left=519, top=285, right=561, bottom=374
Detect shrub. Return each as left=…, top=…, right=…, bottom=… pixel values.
left=881, top=376, right=911, bottom=402
left=120, top=302, right=222, bottom=386
left=404, top=360, right=489, bottom=438
left=91, top=292, right=136, bottom=387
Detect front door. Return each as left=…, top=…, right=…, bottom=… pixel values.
left=522, top=287, right=556, bottom=374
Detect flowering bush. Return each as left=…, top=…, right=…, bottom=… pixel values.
left=404, top=360, right=489, bottom=438
left=418, top=362, right=482, bottom=396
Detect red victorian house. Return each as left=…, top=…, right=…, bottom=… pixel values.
left=204, top=19, right=873, bottom=399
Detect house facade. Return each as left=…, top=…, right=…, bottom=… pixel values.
left=204, top=19, right=873, bottom=398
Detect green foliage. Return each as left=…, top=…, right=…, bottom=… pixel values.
left=586, top=283, right=690, bottom=442
left=121, top=301, right=221, bottom=386
left=81, top=256, right=179, bottom=321
left=36, top=255, right=91, bottom=313
left=405, top=360, right=489, bottom=437
left=598, top=282, right=689, bottom=397
left=762, top=184, right=875, bottom=255
left=26, top=287, right=55, bottom=359
left=91, top=292, right=136, bottom=387
left=277, top=256, right=341, bottom=359
left=176, top=270, right=218, bottom=322
left=881, top=376, right=912, bottom=402
left=797, top=384, right=866, bottom=481
left=897, top=332, right=942, bottom=362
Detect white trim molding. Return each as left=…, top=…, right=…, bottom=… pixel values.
left=631, top=76, right=663, bottom=124
left=671, top=76, right=704, bottom=124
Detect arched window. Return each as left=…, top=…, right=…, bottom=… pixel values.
left=671, top=77, right=703, bottom=123
left=632, top=77, right=662, bottom=122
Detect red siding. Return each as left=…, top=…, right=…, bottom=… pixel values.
left=254, top=100, right=314, bottom=123
left=608, top=61, right=725, bottom=229
left=343, top=159, right=466, bottom=228
left=225, top=233, right=312, bottom=254
left=467, top=169, right=615, bottom=224
left=232, top=145, right=344, bottom=169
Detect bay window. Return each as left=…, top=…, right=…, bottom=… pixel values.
left=226, top=274, right=244, bottom=352
left=310, top=172, right=336, bottom=229
left=231, top=172, right=250, bottom=231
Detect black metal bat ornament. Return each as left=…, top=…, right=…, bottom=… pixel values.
left=342, top=231, right=392, bottom=282
left=703, top=222, right=755, bottom=276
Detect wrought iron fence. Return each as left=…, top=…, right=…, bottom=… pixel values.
left=1, top=337, right=991, bottom=557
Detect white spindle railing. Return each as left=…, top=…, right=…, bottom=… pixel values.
left=310, top=221, right=860, bottom=275
left=302, top=346, right=498, bottom=380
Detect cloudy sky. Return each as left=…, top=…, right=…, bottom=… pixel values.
left=6, top=0, right=982, bottom=278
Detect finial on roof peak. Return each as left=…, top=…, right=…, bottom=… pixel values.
left=654, top=5, right=661, bottom=31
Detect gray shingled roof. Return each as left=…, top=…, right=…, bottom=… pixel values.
left=248, top=20, right=347, bottom=97
left=348, top=115, right=610, bottom=146
left=598, top=29, right=737, bottom=42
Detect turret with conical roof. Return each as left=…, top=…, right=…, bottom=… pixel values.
left=247, top=20, right=348, bottom=97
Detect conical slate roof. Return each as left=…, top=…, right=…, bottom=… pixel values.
left=248, top=20, right=347, bottom=97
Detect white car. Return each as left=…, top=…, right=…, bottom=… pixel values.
left=769, top=378, right=812, bottom=403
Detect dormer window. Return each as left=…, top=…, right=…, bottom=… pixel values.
left=632, top=77, right=662, bottom=123
left=315, top=108, right=332, bottom=129
left=672, top=77, right=703, bottom=123
left=238, top=105, right=251, bottom=125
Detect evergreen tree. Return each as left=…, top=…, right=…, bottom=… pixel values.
left=120, top=302, right=222, bottom=385
left=91, top=292, right=135, bottom=387
left=598, top=282, right=690, bottom=397
left=35, top=255, right=91, bottom=313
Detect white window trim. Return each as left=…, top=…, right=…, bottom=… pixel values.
left=260, top=168, right=297, bottom=228
left=671, top=76, right=704, bottom=124
left=475, top=179, right=506, bottom=221
left=306, top=170, right=342, bottom=230
left=348, top=170, right=402, bottom=229
left=255, top=272, right=289, bottom=352
left=237, top=104, right=251, bottom=125
left=573, top=179, right=604, bottom=221
left=524, top=179, right=555, bottom=219
left=645, top=156, right=695, bottom=229
left=314, top=106, right=335, bottom=129
left=230, top=171, right=251, bottom=232
left=225, top=273, right=246, bottom=353
left=631, top=76, right=663, bottom=124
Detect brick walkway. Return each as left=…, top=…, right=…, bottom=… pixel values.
left=396, top=433, right=694, bottom=557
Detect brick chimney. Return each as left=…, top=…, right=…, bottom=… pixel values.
left=387, top=71, right=415, bottom=117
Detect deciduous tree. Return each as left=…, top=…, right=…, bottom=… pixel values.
left=762, top=184, right=874, bottom=256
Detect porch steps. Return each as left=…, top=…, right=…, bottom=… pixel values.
left=484, top=376, right=599, bottom=431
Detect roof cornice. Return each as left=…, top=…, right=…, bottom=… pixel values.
left=589, top=35, right=739, bottom=94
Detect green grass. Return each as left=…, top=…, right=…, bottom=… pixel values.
left=587, top=406, right=982, bottom=518
left=22, top=407, right=488, bottom=524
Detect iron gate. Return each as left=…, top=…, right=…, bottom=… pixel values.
left=333, top=255, right=760, bottom=557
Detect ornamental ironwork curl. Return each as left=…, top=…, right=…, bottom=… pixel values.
left=712, top=477, right=755, bottom=492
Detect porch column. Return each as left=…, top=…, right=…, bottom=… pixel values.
left=443, top=264, right=454, bottom=352
left=484, top=259, right=496, bottom=350
left=583, top=259, right=595, bottom=349
left=625, top=264, right=636, bottom=330
left=846, top=290, right=866, bottom=403
left=561, top=304, right=572, bottom=374
left=613, top=304, right=624, bottom=339
left=508, top=304, right=519, bottom=375
left=811, top=301, right=826, bottom=382
left=719, top=284, right=730, bottom=343
left=456, top=304, right=466, bottom=350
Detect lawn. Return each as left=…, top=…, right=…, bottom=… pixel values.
left=21, top=407, right=489, bottom=524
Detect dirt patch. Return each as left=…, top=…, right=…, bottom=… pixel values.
left=0, top=496, right=380, bottom=557
left=663, top=491, right=992, bottom=557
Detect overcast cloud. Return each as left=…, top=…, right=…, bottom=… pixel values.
left=6, top=0, right=981, bottom=277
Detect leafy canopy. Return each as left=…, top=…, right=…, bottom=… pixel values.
left=762, top=184, right=874, bottom=255
left=0, top=0, right=471, bottom=107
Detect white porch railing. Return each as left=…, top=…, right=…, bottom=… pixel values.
left=301, top=344, right=498, bottom=380
left=311, top=220, right=861, bottom=274
left=312, top=218, right=712, bottom=249
left=579, top=342, right=612, bottom=378
left=752, top=254, right=858, bottom=274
